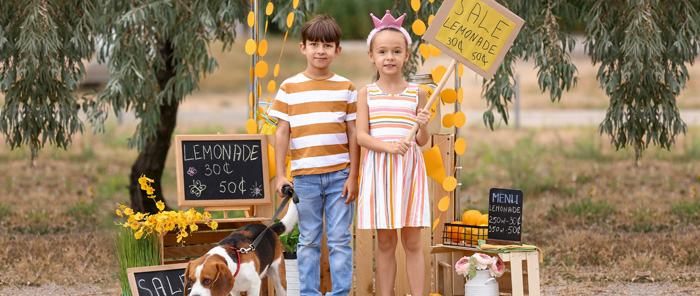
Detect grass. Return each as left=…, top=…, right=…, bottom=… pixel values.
left=115, top=228, right=161, bottom=296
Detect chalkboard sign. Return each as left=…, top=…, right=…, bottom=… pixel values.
left=175, top=134, right=271, bottom=207
left=127, top=263, right=188, bottom=296
left=487, top=188, right=523, bottom=243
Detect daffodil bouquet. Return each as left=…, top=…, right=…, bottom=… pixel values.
left=116, top=175, right=218, bottom=243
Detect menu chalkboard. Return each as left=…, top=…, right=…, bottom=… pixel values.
left=175, top=134, right=271, bottom=207
left=127, top=263, right=188, bottom=296
left=487, top=188, right=523, bottom=243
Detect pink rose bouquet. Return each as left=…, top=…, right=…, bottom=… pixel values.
left=455, top=253, right=506, bottom=280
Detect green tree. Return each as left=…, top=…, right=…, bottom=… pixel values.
left=0, top=0, right=96, bottom=160
left=0, top=0, right=317, bottom=213
left=397, top=0, right=698, bottom=160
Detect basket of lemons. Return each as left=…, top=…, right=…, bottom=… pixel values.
left=442, top=209, right=489, bottom=247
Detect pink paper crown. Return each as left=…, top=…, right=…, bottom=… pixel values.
left=371, top=10, right=406, bottom=28
left=367, top=10, right=412, bottom=47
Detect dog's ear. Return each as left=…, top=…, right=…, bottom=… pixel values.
left=211, top=261, right=234, bottom=296
left=183, top=261, right=193, bottom=295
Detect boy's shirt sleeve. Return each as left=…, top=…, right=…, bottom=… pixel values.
left=268, top=83, right=289, bottom=121
left=346, top=84, right=358, bottom=121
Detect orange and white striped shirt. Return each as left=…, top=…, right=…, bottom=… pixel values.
left=269, top=72, right=357, bottom=176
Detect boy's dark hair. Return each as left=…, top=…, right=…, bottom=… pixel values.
left=301, top=14, right=342, bottom=47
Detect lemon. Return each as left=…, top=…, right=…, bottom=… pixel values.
left=446, top=221, right=464, bottom=243
left=462, top=210, right=482, bottom=226
left=477, top=214, right=489, bottom=226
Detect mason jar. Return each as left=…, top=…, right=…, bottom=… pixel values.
left=408, top=74, right=441, bottom=134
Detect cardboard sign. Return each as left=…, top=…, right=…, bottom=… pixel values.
left=423, top=0, right=524, bottom=79
left=487, top=188, right=523, bottom=243
left=175, top=134, right=271, bottom=207
left=127, top=263, right=188, bottom=296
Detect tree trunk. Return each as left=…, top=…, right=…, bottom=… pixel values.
left=129, top=41, right=177, bottom=214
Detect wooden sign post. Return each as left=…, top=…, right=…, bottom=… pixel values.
left=406, top=0, right=523, bottom=140
left=175, top=134, right=271, bottom=210
left=127, top=263, right=188, bottom=296
left=486, top=188, right=523, bottom=245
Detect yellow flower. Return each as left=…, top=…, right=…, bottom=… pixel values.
left=124, top=208, right=134, bottom=216
left=207, top=221, right=218, bottom=230
left=79, top=200, right=84, bottom=204
left=134, top=230, right=144, bottom=239
left=118, top=203, right=127, bottom=210
left=88, top=186, right=93, bottom=192
left=190, top=224, right=199, bottom=232
left=180, top=229, right=189, bottom=238
left=146, top=187, right=155, bottom=195
left=116, top=209, right=123, bottom=216
left=590, top=186, right=595, bottom=191
left=692, top=186, right=696, bottom=192
left=130, top=221, right=139, bottom=230
left=147, top=195, right=156, bottom=199
left=156, top=201, right=165, bottom=211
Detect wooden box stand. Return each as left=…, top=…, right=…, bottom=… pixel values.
left=431, top=245, right=541, bottom=296
left=160, top=217, right=269, bottom=265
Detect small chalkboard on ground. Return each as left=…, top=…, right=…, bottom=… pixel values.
left=127, top=263, right=188, bottom=296
left=487, top=188, right=523, bottom=244
left=175, top=134, right=271, bottom=207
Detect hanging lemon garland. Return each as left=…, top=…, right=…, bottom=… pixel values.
left=410, top=0, right=470, bottom=231
left=245, top=0, right=300, bottom=135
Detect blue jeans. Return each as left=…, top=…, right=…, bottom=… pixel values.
left=293, top=168, right=354, bottom=296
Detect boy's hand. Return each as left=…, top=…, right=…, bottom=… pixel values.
left=416, top=109, right=432, bottom=128
left=342, top=177, right=358, bottom=204
left=276, top=177, right=293, bottom=197
left=387, top=139, right=410, bottom=155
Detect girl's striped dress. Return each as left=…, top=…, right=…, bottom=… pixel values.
left=357, top=83, right=430, bottom=229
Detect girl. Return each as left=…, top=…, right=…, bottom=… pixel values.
left=356, top=10, right=432, bottom=296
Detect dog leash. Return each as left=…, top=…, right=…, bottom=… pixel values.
left=238, top=185, right=298, bottom=254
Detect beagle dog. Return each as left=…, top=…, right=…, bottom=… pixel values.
left=184, top=202, right=297, bottom=296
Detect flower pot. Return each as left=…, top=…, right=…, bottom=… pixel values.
left=284, top=253, right=299, bottom=296
left=464, top=269, right=499, bottom=296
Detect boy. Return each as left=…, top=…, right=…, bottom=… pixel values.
left=268, top=14, right=359, bottom=296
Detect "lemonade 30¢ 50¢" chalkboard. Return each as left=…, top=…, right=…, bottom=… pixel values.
left=175, top=134, right=271, bottom=207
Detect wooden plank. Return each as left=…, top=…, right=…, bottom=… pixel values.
left=431, top=135, right=454, bottom=295
left=452, top=252, right=465, bottom=293
left=163, top=243, right=217, bottom=259
left=162, top=231, right=232, bottom=246
left=437, top=258, right=453, bottom=296
left=526, top=251, right=541, bottom=296
left=421, top=225, right=431, bottom=295
left=510, top=252, right=524, bottom=296
left=163, top=259, right=190, bottom=265
left=355, top=229, right=374, bottom=295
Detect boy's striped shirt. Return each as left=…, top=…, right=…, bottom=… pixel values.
left=269, top=72, right=357, bottom=176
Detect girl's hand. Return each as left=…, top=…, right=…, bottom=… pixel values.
left=387, top=139, right=410, bottom=155
left=416, top=109, right=432, bottom=128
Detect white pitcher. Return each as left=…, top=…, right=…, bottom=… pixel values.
left=464, top=269, right=499, bottom=296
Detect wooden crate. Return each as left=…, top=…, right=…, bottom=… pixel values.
left=431, top=245, right=541, bottom=296
left=160, top=217, right=270, bottom=265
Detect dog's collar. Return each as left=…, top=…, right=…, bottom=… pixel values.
left=229, top=247, right=241, bottom=278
